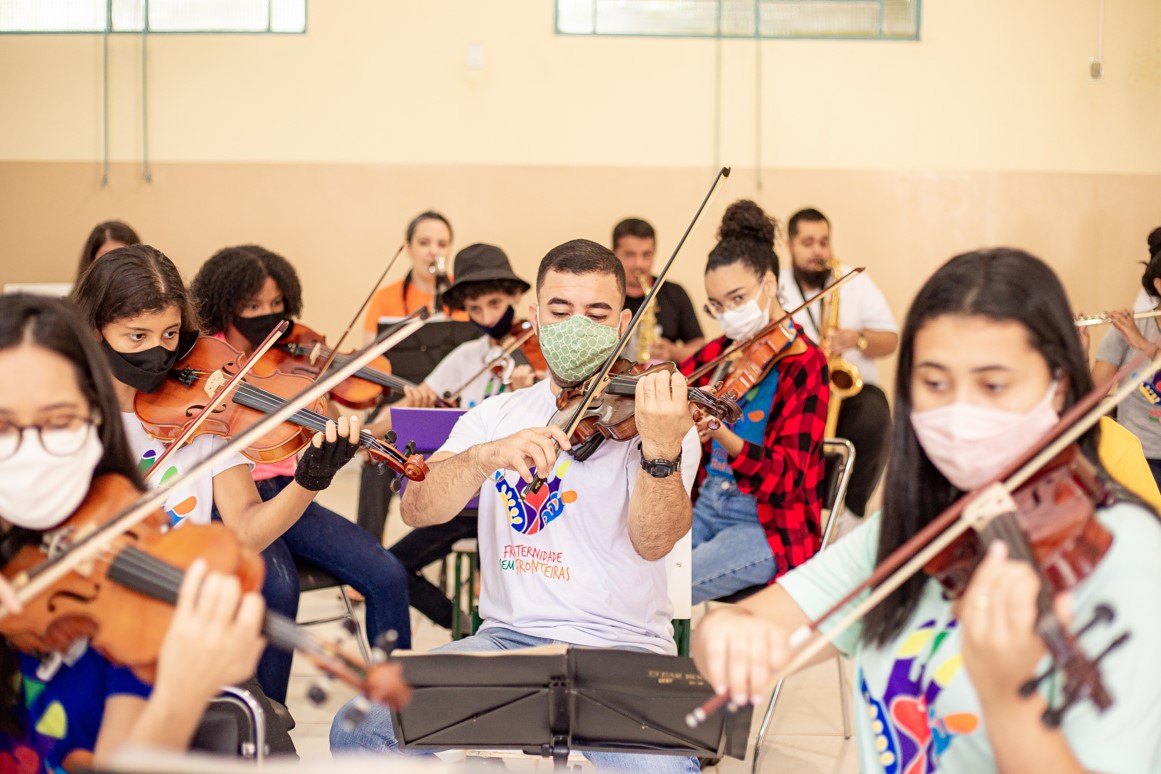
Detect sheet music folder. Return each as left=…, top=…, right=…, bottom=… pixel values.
left=378, top=316, right=479, bottom=385
left=391, top=645, right=750, bottom=765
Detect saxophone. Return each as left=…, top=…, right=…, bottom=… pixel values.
left=821, top=263, right=863, bottom=439
left=635, top=272, right=660, bottom=362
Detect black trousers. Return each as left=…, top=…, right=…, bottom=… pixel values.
left=357, top=462, right=395, bottom=542
left=387, top=513, right=478, bottom=630
left=834, top=383, right=892, bottom=517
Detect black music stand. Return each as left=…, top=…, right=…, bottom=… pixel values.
left=377, top=317, right=479, bottom=386
left=390, top=646, right=751, bottom=770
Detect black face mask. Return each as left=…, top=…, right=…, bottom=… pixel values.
left=471, top=304, right=515, bottom=341
left=101, top=339, right=180, bottom=394
left=233, top=313, right=291, bottom=349
left=793, top=265, right=831, bottom=291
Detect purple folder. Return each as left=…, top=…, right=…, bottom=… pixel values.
left=390, top=407, right=478, bottom=508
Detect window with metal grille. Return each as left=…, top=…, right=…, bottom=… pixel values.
left=557, top=0, right=919, bottom=40
left=0, top=0, right=306, bottom=34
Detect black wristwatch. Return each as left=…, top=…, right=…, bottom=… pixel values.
left=639, top=444, right=682, bottom=478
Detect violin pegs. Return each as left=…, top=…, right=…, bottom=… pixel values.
left=385, top=430, right=398, bottom=445
left=307, top=682, right=329, bottom=706
left=404, top=440, right=416, bottom=456
left=340, top=696, right=372, bottom=730
left=389, top=475, right=402, bottom=494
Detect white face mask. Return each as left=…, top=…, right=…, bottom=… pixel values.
left=716, top=283, right=771, bottom=342
left=0, top=424, right=104, bottom=530
left=910, top=379, right=1060, bottom=491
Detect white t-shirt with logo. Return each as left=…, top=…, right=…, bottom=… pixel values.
left=779, top=504, right=1161, bottom=773
left=779, top=261, right=898, bottom=386
left=121, top=413, right=250, bottom=527
left=425, top=336, right=515, bottom=410
left=437, top=379, right=701, bottom=654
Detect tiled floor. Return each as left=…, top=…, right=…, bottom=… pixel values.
left=282, top=464, right=859, bottom=773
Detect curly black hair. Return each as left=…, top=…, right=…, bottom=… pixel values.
left=191, top=245, right=304, bottom=335
left=706, top=199, right=781, bottom=280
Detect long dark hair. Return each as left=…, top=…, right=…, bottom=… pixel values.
left=864, top=248, right=1103, bottom=646
left=71, top=245, right=200, bottom=337
left=191, top=245, right=304, bottom=335
left=77, top=220, right=140, bottom=280
left=0, top=294, right=144, bottom=735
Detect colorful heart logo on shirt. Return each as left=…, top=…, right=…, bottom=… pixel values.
left=495, top=459, right=577, bottom=536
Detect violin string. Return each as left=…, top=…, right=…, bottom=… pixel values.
left=110, top=546, right=342, bottom=659
left=228, top=382, right=403, bottom=463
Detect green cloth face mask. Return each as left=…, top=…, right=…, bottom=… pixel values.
left=536, top=312, right=622, bottom=383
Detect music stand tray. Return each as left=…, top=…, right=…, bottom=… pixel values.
left=378, top=318, right=479, bottom=385
left=391, top=645, right=750, bottom=768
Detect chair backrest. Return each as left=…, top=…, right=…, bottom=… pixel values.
left=819, top=438, right=857, bottom=550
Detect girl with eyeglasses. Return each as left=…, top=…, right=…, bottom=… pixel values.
left=678, top=200, right=830, bottom=604
left=0, top=294, right=266, bottom=771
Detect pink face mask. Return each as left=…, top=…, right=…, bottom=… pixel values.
left=909, top=380, right=1060, bottom=491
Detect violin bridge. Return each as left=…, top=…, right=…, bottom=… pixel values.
left=309, top=342, right=323, bottom=366
left=962, top=483, right=1018, bottom=530
left=205, top=369, right=227, bottom=398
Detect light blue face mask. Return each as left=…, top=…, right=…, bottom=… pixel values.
left=536, top=311, right=622, bottom=383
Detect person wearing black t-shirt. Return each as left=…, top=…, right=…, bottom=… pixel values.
left=612, top=218, right=705, bottom=362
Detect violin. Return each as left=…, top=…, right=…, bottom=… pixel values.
left=262, top=320, right=453, bottom=409
left=1, top=474, right=410, bottom=707
left=552, top=358, right=743, bottom=461
left=500, top=319, right=548, bottom=373
left=703, top=322, right=808, bottom=405
left=135, top=336, right=427, bottom=482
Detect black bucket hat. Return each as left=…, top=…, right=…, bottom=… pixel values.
left=442, top=243, right=530, bottom=311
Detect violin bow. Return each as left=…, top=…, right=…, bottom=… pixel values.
left=316, top=243, right=406, bottom=378
left=0, top=311, right=431, bottom=620
left=443, top=327, right=537, bottom=404
left=686, top=266, right=864, bottom=383
left=689, top=347, right=1161, bottom=725
left=142, top=320, right=291, bottom=483
left=523, top=166, right=732, bottom=498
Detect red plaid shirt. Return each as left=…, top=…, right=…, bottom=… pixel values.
left=679, top=323, right=829, bottom=577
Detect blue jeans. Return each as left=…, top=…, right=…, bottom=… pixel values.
left=255, top=475, right=411, bottom=704
left=691, top=478, right=777, bottom=604
left=330, top=627, right=699, bottom=774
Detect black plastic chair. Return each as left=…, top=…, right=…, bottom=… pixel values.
left=295, top=560, right=371, bottom=663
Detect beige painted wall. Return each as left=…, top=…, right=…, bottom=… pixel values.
left=2, top=0, right=1160, bottom=403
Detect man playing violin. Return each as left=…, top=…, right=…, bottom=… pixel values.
left=694, top=249, right=1161, bottom=772
left=379, top=243, right=539, bottom=633
left=679, top=200, right=829, bottom=603
left=331, top=238, right=704, bottom=774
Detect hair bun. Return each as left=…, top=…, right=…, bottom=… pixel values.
left=718, top=200, right=777, bottom=246
left=1148, top=227, right=1161, bottom=258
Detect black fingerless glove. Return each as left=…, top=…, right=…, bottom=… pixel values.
left=294, top=434, right=359, bottom=491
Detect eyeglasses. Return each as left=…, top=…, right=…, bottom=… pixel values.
left=0, top=417, right=98, bottom=461
left=703, top=282, right=765, bottom=317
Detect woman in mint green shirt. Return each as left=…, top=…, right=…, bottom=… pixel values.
left=694, top=248, right=1161, bottom=774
